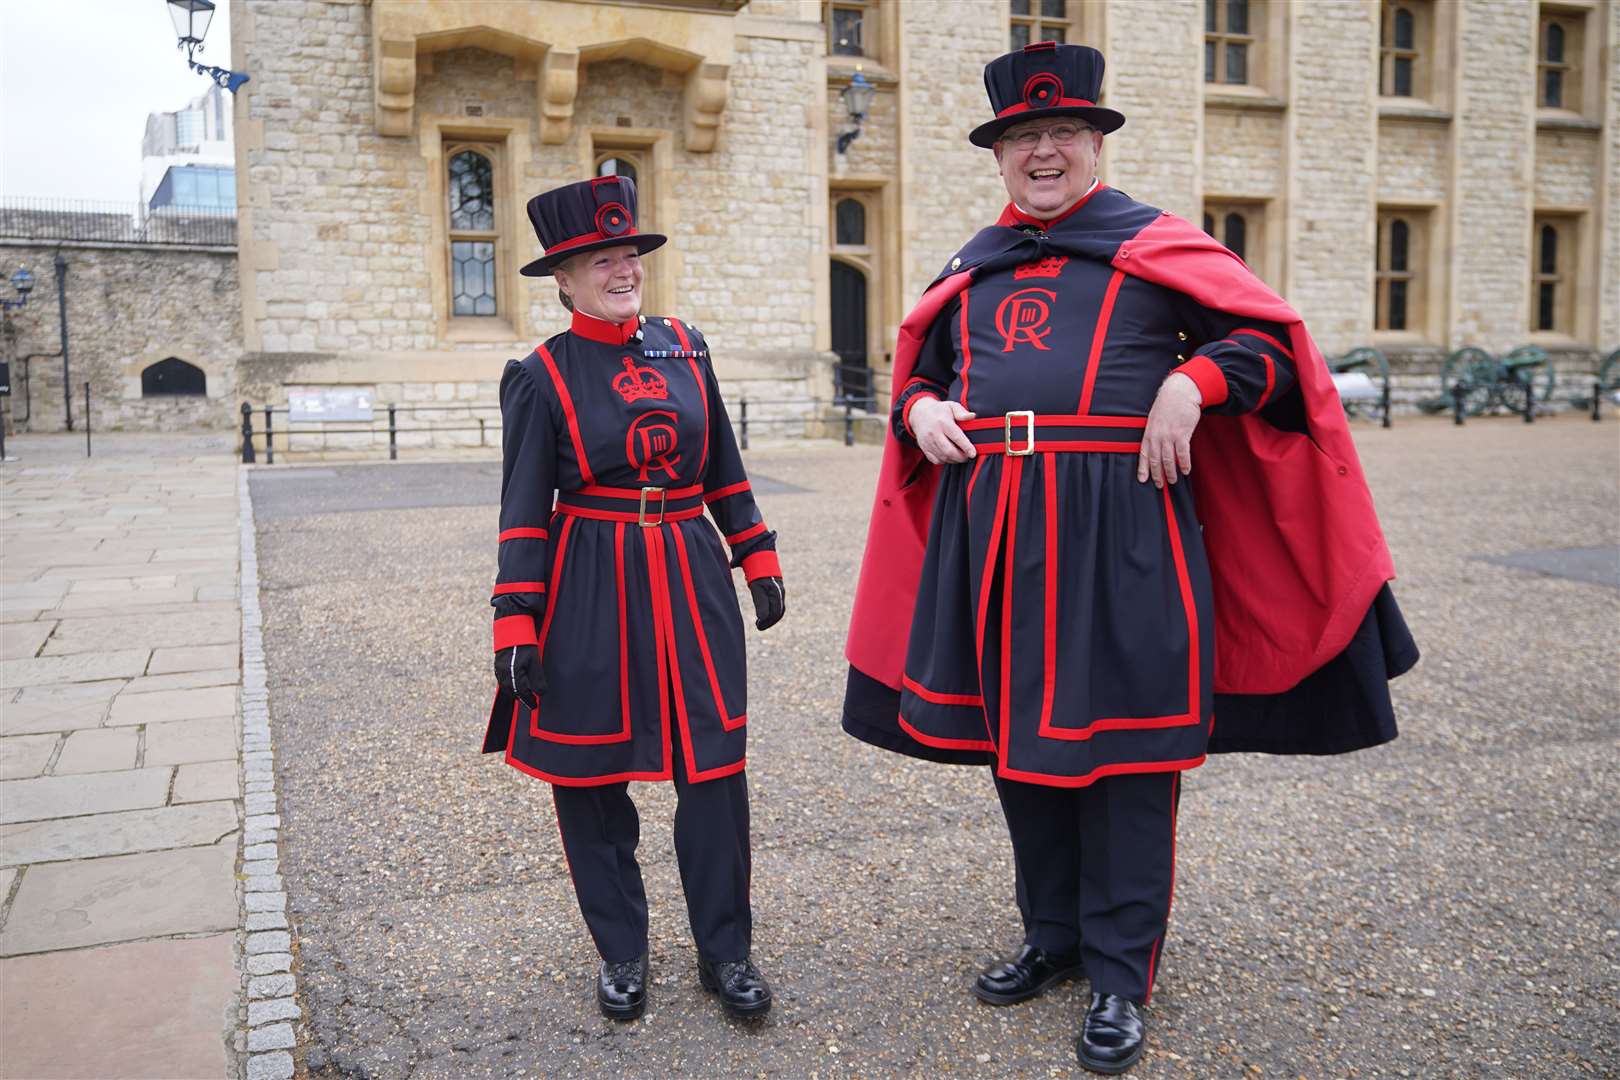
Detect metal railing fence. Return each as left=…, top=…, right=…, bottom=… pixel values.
left=0, top=197, right=237, bottom=246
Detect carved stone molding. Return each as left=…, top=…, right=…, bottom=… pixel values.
left=375, top=37, right=418, bottom=137
left=684, top=62, right=729, bottom=152
left=539, top=49, right=581, bottom=145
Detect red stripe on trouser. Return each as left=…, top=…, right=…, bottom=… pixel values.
left=997, top=455, right=1025, bottom=758
left=1143, top=771, right=1180, bottom=1004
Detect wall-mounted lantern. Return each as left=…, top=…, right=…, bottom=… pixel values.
left=167, top=0, right=250, bottom=93
left=837, top=71, right=876, bottom=155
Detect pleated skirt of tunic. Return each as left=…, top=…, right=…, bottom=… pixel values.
left=899, top=450, right=1216, bottom=787
left=502, top=514, right=749, bottom=786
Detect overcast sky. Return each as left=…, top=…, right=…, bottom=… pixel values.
left=1, top=0, right=235, bottom=203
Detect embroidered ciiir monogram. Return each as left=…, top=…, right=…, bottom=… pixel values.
left=612, top=356, right=669, bottom=404
left=626, top=410, right=682, bottom=482
left=1013, top=255, right=1068, bottom=280
left=994, top=287, right=1056, bottom=352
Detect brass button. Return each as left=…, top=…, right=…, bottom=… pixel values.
left=1176, top=353, right=1186, bottom=362
left=951, top=257, right=962, bottom=270
left=1177, top=330, right=1188, bottom=342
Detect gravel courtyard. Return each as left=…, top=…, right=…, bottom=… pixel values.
left=249, top=415, right=1619, bottom=1079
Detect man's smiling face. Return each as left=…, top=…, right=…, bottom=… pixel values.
left=993, top=118, right=1104, bottom=219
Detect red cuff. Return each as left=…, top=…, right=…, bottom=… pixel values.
left=1176, top=354, right=1229, bottom=409
left=493, top=615, right=538, bottom=652
left=740, top=549, right=782, bottom=583
left=902, top=388, right=940, bottom=436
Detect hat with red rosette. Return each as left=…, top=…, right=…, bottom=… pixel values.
left=969, top=41, right=1125, bottom=148
left=519, top=175, right=667, bottom=278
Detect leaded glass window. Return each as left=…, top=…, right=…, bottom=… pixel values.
left=447, top=148, right=498, bottom=317
left=1011, top=0, right=1068, bottom=51
left=1205, top=0, right=1254, bottom=85
left=835, top=198, right=866, bottom=246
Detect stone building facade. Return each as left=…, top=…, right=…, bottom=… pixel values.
left=1, top=0, right=1614, bottom=439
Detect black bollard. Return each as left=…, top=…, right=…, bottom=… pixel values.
left=264, top=405, right=275, bottom=465
left=844, top=400, right=854, bottom=447
left=388, top=404, right=398, bottom=461
left=1381, top=382, right=1392, bottom=429
left=1593, top=379, right=1602, bottom=422
left=1451, top=381, right=1465, bottom=426
left=84, top=382, right=91, bottom=457
left=739, top=396, right=749, bottom=451
left=241, top=403, right=255, bottom=463
left=1523, top=375, right=1534, bottom=424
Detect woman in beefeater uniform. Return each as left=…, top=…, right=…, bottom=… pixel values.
left=484, top=175, right=785, bottom=1023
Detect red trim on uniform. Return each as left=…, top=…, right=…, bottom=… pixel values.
left=544, top=226, right=642, bottom=262
left=960, top=414, right=1147, bottom=430
left=974, top=440, right=1141, bottom=455
left=671, top=527, right=746, bottom=733
left=535, top=516, right=573, bottom=655
left=1258, top=353, right=1276, bottom=409
left=995, top=755, right=1205, bottom=789
left=498, top=527, right=549, bottom=543
left=493, top=615, right=538, bottom=651
left=902, top=674, right=983, bottom=707
left=671, top=320, right=712, bottom=478
left=491, top=581, right=546, bottom=596
left=726, top=522, right=767, bottom=547
left=957, top=287, right=974, bottom=411
left=554, top=503, right=706, bottom=525
left=994, top=95, right=1097, bottom=119
left=576, top=482, right=703, bottom=500
left=616, top=522, right=630, bottom=734
left=898, top=710, right=996, bottom=753
left=1040, top=454, right=1058, bottom=733
left=1229, top=326, right=1294, bottom=360
left=1077, top=269, right=1125, bottom=415
left=646, top=528, right=674, bottom=777
left=995, top=183, right=1104, bottom=230
left=704, top=480, right=751, bottom=503
left=536, top=344, right=595, bottom=485
left=902, top=388, right=940, bottom=436
left=569, top=310, right=639, bottom=345
left=966, top=455, right=987, bottom=507
left=740, top=549, right=781, bottom=582
left=1177, top=354, right=1229, bottom=409
left=996, top=455, right=1025, bottom=759
left=1144, top=770, right=1181, bottom=1005
left=973, top=453, right=1014, bottom=725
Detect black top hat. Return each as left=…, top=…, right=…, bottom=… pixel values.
left=968, top=42, right=1125, bottom=148
left=519, top=175, right=667, bottom=278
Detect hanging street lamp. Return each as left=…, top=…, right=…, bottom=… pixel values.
left=168, top=0, right=250, bottom=93
left=837, top=71, right=876, bottom=155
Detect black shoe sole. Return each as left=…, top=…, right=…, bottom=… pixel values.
left=597, top=995, right=646, bottom=1021
left=970, top=963, right=1084, bottom=1006
left=697, top=967, right=773, bottom=1019
left=1075, top=1039, right=1144, bottom=1075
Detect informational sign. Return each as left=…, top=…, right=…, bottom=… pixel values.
left=0, top=361, right=10, bottom=397
left=287, top=388, right=373, bottom=421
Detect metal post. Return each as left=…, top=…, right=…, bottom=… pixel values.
left=739, top=396, right=749, bottom=451
left=54, top=253, right=71, bottom=431
left=478, top=416, right=486, bottom=448
left=844, top=399, right=854, bottom=447
left=388, top=404, right=398, bottom=461
left=264, top=405, right=274, bottom=465
left=240, top=402, right=256, bottom=463
left=1593, top=379, right=1603, bottom=422
left=1523, top=375, right=1534, bottom=424
left=1451, top=380, right=1465, bottom=426
left=83, top=382, right=91, bottom=457
left=1381, top=382, right=1392, bottom=429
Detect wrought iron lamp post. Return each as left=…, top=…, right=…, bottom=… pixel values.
left=837, top=72, right=876, bottom=155
left=168, top=0, right=250, bottom=93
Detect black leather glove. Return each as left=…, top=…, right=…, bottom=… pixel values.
left=494, top=644, right=546, bottom=710
left=747, top=577, right=786, bottom=631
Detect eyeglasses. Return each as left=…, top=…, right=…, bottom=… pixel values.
left=1002, top=122, right=1095, bottom=150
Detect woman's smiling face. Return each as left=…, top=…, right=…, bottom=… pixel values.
left=556, top=245, right=644, bottom=321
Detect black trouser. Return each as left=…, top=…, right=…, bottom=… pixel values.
left=550, top=737, right=752, bottom=965
left=994, top=769, right=1181, bottom=1004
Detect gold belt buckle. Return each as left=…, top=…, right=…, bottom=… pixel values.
left=637, top=486, right=667, bottom=527
left=1004, top=411, right=1036, bottom=456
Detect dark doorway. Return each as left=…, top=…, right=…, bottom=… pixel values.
left=830, top=260, right=872, bottom=409
left=141, top=357, right=207, bottom=397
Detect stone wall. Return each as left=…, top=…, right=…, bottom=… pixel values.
left=0, top=242, right=240, bottom=435
left=1377, top=120, right=1452, bottom=204
left=1105, top=0, right=1204, bottom=220
left=1603, top=1, right=1620, bottom=350
left=1286, top=0, right=1378, bottom=354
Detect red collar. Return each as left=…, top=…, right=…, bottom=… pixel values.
left=570, top=310, right=640, bottom=345
left=997, top=180, right=1105, bottom=229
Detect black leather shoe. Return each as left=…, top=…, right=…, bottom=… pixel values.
left=1076, top=992, right=1145, bottom=1074
left=697, top=955, right=772, bottom=1019
left=597, top=954, right=648, bottom=1020
left=971, top=944, right=1084, bottom=1005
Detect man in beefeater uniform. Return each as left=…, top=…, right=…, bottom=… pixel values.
left=841, top=43, right=1417, bottom=1073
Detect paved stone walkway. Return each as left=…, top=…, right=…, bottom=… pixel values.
left=1, top=433, right=243, bottom=1079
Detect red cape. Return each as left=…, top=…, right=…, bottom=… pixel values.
left=846, top=207, right=1396, bottom=697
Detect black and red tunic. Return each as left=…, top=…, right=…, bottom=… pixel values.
left=888, top=189, right=1296, bottom=787
left=482, top=310, right=780, bottom=786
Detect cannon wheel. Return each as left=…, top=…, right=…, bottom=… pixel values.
left=1600, top=348, right=1620, bottom=394
left=1501, top=345, right=1556, bottom=415
left=1332, top=347, right=1392, bottom=422
left=1440, top=347, right=1498, bottom=417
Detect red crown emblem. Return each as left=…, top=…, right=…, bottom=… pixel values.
left=1014, top=255, right=1068, bottom=280
left=612, top=355, right=668, bottom=404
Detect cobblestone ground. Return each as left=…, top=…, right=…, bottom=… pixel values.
left=249, top=416, right=1619, bottom=1080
